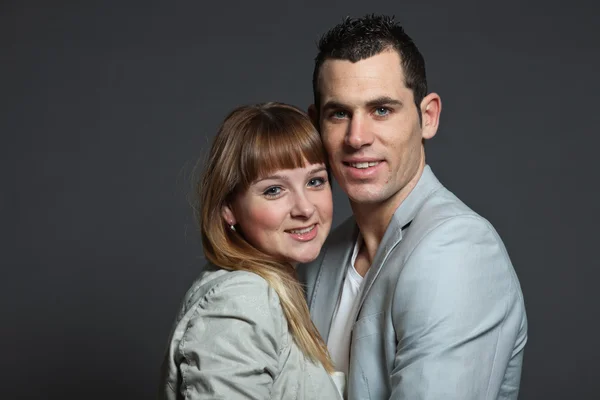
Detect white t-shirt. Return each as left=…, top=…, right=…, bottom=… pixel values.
left=327, top=235, right=365, bottom=375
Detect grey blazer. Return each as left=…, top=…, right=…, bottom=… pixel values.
left=298, top=165, right=528, bottom=400
left=160, top=266, right=342, bottom=400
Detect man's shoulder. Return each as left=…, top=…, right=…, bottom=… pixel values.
left=400, top=184, right=514, bottom=280
left=412, top=184, right=495, bottom=236
left=390, top=180, right=511, bottom=269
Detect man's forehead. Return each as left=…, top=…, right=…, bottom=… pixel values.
left=320, top=50, right=403, bottom=75
left=318, top=62, right=409, bottom=105
left=317, top=51, right=408, bottom=98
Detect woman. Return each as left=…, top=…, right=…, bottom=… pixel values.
left=160, top=102, right=343, bottom=399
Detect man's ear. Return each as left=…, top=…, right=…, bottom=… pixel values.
left=420, top=93, right=442, bottom=140
left=308, top=104, right=319, bottom=129
left=221, top=204, right=236, bottom=227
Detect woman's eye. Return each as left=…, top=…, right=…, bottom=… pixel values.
left=308, top=177, right=326, bottom=187
left=263, top=186, right=282, bottom=197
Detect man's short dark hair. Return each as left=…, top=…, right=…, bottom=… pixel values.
left=312, top=14, right=428, bottom=116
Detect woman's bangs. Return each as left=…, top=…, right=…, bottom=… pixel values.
left=239, top=125, right=326, bottom=187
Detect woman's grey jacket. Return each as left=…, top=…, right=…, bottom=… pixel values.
left=160, top=266, right=342, bottom=400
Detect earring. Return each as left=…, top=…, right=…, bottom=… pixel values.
left=229, top=224, right=236, bottom=232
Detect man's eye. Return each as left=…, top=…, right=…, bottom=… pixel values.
left=374, top=107, right=390, bottom=116
left=332, top=110, right=348, bottom=119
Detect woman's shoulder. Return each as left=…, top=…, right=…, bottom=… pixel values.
left=174, top=266, right=289, bottom=351
left=181, top=265, right=282, bottom=317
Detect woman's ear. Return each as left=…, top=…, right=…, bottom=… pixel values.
left=221, top=204, right=237, bottom=227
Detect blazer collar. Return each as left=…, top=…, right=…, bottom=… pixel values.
left=390, top=164, right=443, bottom=231
left=309, top=165, right=443, bottom=337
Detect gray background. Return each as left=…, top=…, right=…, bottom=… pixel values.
left=2, top=0, right=598, bottom=399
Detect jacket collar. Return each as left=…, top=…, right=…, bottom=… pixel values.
left=353, top=165, right=444, bottom=313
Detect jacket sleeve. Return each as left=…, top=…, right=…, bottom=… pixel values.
left=390, top=216, right=527, bottom=400
left=171, top=273, right=284, bottom=400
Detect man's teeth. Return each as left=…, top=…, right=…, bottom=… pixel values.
left=289, top=225, right=315, bottom=234
left=350, top=161, right=380, bottom=169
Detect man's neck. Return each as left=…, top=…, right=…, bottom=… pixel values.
left=351, top=159, right=426, bottom=274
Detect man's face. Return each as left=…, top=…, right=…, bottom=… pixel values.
left=316, top=50, right=427, bottom=206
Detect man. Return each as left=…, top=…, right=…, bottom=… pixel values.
left=299, top=15, right=528, bottom=399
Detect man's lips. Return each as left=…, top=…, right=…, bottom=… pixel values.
left=340, top=159, right=384, bottom=179
left=344, top=160, right=381, bottom=169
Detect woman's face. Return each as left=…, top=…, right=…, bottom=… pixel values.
left=223, top=162, right=333, bottom=264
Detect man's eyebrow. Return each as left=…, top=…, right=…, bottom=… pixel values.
left=365, top=96, right=403, bottom=108
left=321, top=97, right=403, bottom=112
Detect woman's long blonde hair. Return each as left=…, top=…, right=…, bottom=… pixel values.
left=195, top=102, right=334, bottom=372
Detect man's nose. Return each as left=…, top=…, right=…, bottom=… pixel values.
left=345, top=115, right=374, bottom=149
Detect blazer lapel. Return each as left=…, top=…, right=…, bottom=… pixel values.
left=354, top=221, right=404, bottom=315
left=354, top=165, right=443, bottom=315
left=309, top=218, right=359, bottom=340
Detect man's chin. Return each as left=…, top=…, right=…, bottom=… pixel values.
left=345, top=187, right=386, bottom=205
